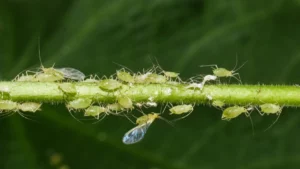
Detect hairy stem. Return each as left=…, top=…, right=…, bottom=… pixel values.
left=1, top=82, right=300, bottom=106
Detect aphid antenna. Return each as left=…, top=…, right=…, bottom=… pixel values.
left=159, top=103, right=168, bottom=115
left=124, top=114, right=136, bottom=125
left=17, top=111, right=39, bottom=123
left=92, top=113, right=107, bottom=124
left=199, top=64, right=218, bottom=69
left=157, top=115, right=175, bottom=128
left=112, top=62, right=135, bottom=74
left=67, top=109, right=84, bottom=124
left=136, top=108, right=147, bottom=116
left=0, top=112, right=15, bottom=119
left=263, top=112, right=281, bottom=132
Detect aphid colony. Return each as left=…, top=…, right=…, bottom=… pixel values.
left=1, top=61, right=284, bottom=145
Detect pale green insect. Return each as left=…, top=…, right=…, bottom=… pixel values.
left=35, top=73, right=64, bottom=82
left=169, top=104, right=194, bottom=115
left=117, top=71, right=135, bottom=83
left=221, top=106, right=248, bottom=120
left=15, top=74, right=37, bottom=82
left=99, top=79, right=122, bottom=91
left=84, top=106, right=108, bottom=119
left=67, top=98, right=92, bottom=110
left=134, top=72, right=152, bottom=84
left=18, top=102, right=42, bottom=112
left=212, top=100, right=225, bottom=109
left=258, top=103, right=283, bottom=131
left=163, top=71, right=180, bottom=78
left=58, top=83, right=77, bottom=96
left=0, top=100, right=18, bottom=111
left=107, top=103, right=123, bottom=112
left=145, top=73, right=167, bottom=84
left=117, top=96, right=133, bottom=109
left=259, top=103, right=282, bottom=115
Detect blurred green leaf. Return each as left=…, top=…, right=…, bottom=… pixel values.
left=2, top=0, right=300, bottom=169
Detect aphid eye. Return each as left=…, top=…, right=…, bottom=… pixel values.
left=58, top=83, right=77, bottom=96
left=67, top=98, right=92, bottom=110
left=99, top=79, right=122, bottom=91
left=117, top=96, right=133, bottom=109
left=117, top=71, right=135, bottom=83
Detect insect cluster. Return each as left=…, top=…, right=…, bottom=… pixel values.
left=0, top=61, right=284, bottom=144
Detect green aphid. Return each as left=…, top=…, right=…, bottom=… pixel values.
left=145, top=74, right=167, bottom=84
left=169, top=104, right=194, bottom=115
left=84, top=106, right=108, bottom=119
left=18, top=102, right=42, bottom=112
left=35, top=73, right=64, bottom=82
left=58, top=83, right=77, bottom=96
left=117, top=71, right=135, bottom=83
left=67, top=98, right=92, bottom=109
left=259, top=103, right=282, bottom=115
left=134, top=73, right=151, bottom=84
left=16, top=74, right=37, bottom=82
left=212, top=100, right=225, bottom=109
left=222, top=106, right=248, bottom=120
left=99, top=79, right=122, bottom=91
left=163, top=71, right=180, bottom=78
left=117, top=96, right=133, bottom=109
left=0, top=100, right=18, bottom=111
left=107, top=103, right=123, bottom=112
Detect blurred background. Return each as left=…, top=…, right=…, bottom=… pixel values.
left=1, top=0, right=300, bottom=168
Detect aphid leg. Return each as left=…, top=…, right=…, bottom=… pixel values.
left=17, top=111, right=38, bottom=123
left=68, top=110, right=83, bottom=124
left=123, top=114, right=136, bottom=125
left=255, top=106, right=265, bottom=116
left=0, top=112, right=14, bottom=119
left=244, top=111, right=255, bottom=135
left=92, top=114, right=107, bottom=124
left=112, top=62, right=135, bottom=74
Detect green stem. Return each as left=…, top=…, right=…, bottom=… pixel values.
left=1, top=82, right=300, bottom=106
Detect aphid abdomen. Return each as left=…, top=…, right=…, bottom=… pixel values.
left=67, top=98, right=92, bottom=109
left=117, top=71, right=135, bottom=83
left=18, top=102, right=42, bottom=112
left=117, top=97, right=133, bottom=109
left=0, top=100, right=18, bottom=111
left=222, top=106, right=247, bottom=120
left=99, top=79, right=122, bottom=91
left=259, top=104, right=281, bottom=114
left=213, top=68, right=232, bottom=77
left=169, top=105, right=193, bottom=115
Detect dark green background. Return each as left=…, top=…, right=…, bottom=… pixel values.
left=1, top=0, right=300, bottom=169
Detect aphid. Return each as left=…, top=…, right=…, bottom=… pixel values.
left=84, top=106, right=108, bottom=119
left=122, top=113, right=160, bottom=144
left=36, top=40, right=85, bottom=81
left=185, top=83, right=203, bottom=90
left=169, top=104, right=194, bottom=115
left=258, top=103, right=283, bottom=131
left=212, top=100, right=225, bottom=109
left=0, top=100, right=18, bottom=111
left=117, top=96, right=133, bottom=109
left=134, top=72, right=152, bottom=84
left=15, top=74, right=37, bottom=82
left=117, top=71, right=135, bottom=83
left=259, top=103, right=282, bottom=115
left=18, top=102, right=42, bottom=112
left=98, top=79, right=122, bottom=91
left=107, top=103, right=123, bottom=112
left=58, top=83, right=77, bottom=96
left=200, top=58, right=247, bottom=83
left=221, top=106, right=248, bottom=120
left=66, top=98, right=92, bottom=110
left=83, top=75, right=100, bottom=83
left=145, top=73, right=167, bottom=84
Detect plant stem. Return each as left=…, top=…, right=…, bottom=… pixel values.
left=1, top=82, right=300, bottom=106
